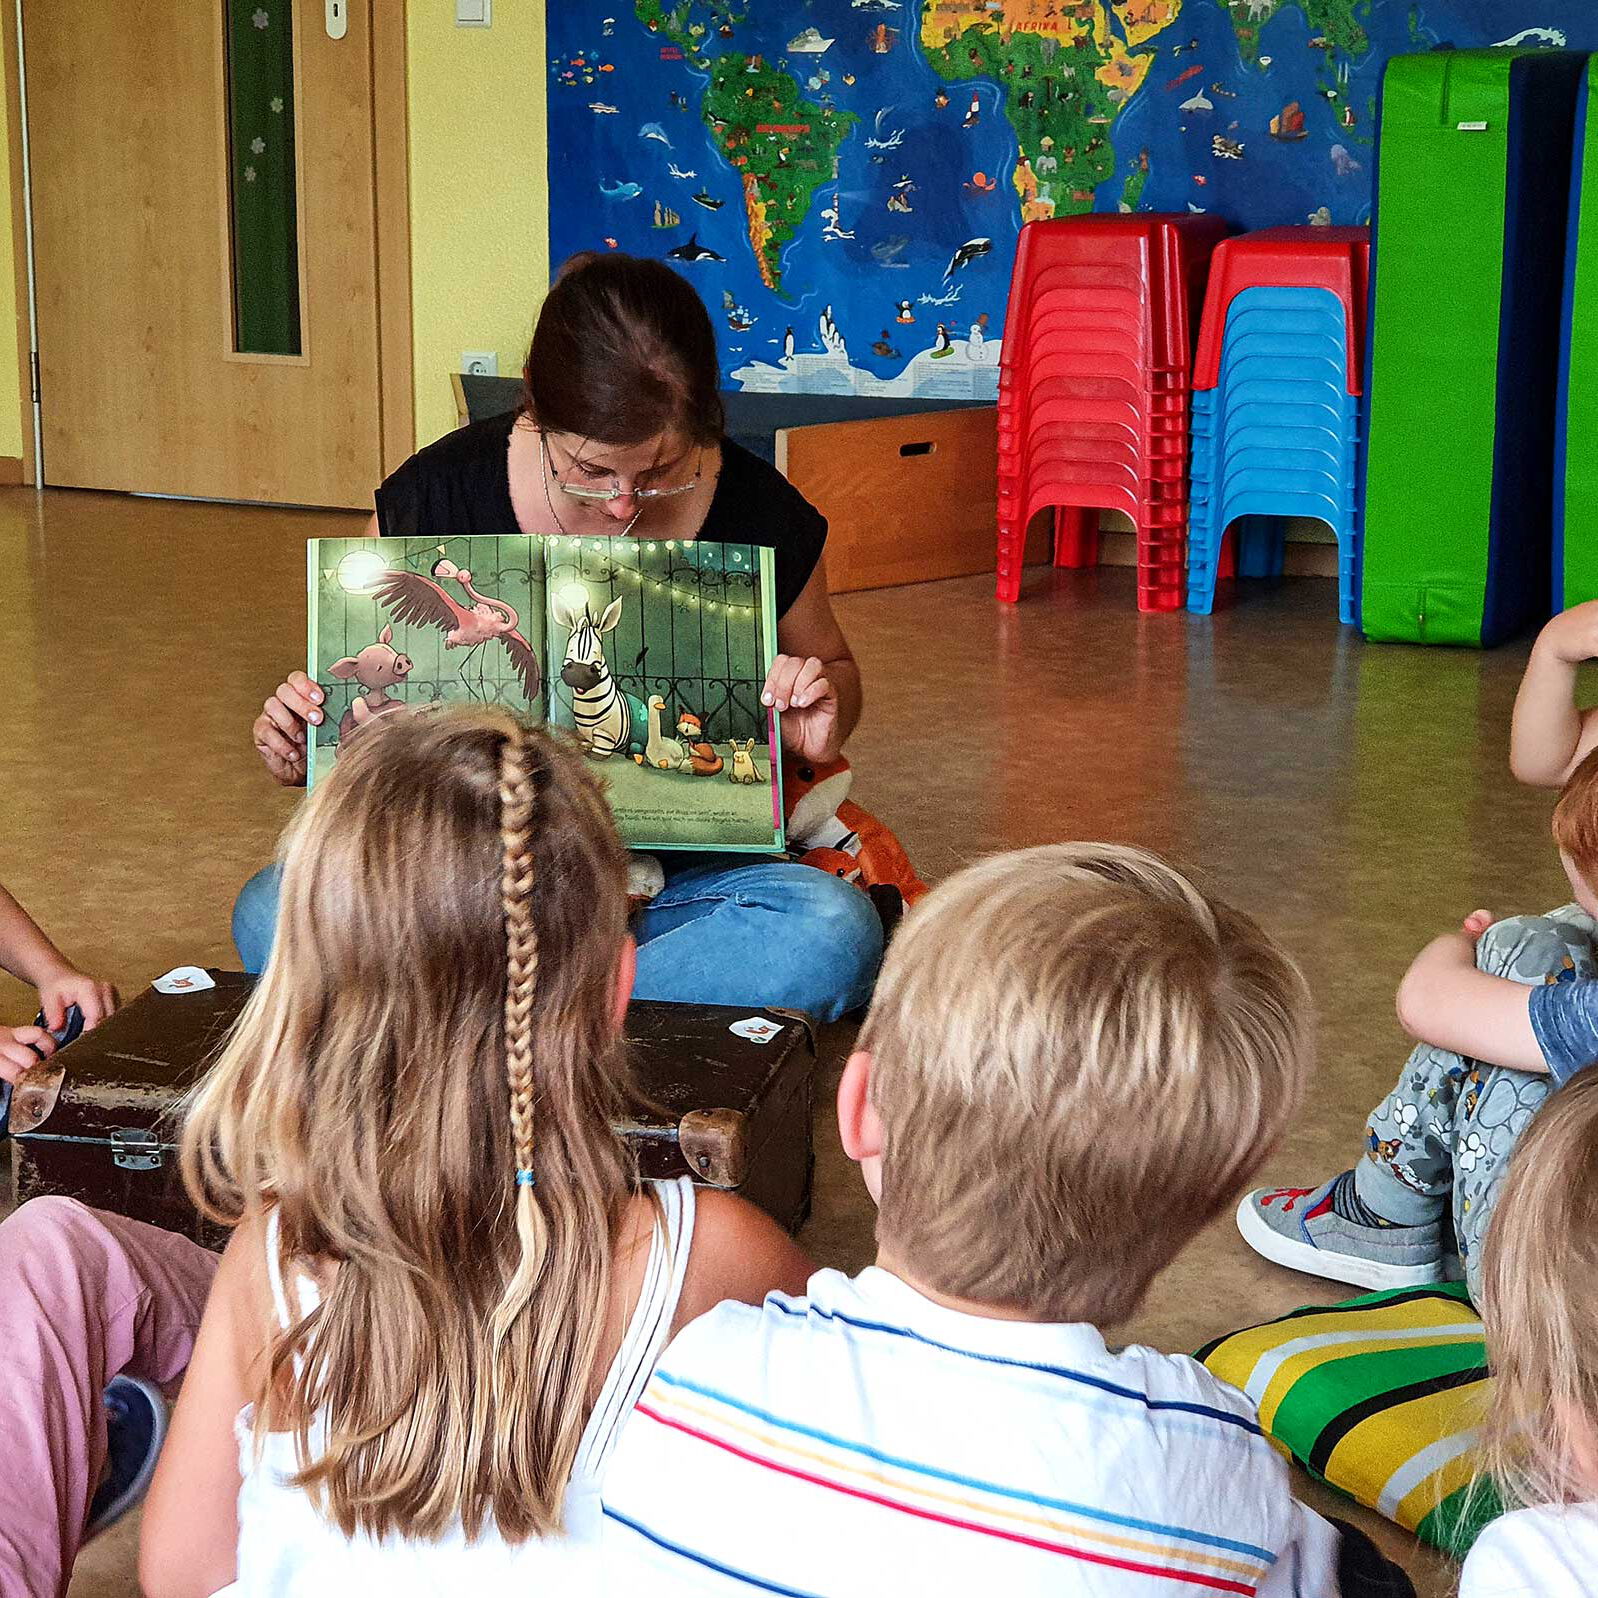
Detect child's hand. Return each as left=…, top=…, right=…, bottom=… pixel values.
left=1461, top=910, right=1497, bottom=942
left=252, top=670, right=322, bottom=787
left=1536, top=600, right=1598, bottom=664
left=36, top=965, right=116, bottom=1031
left=0, top=1025, right=53, bottom=1085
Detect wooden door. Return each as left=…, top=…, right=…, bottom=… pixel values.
left=23, top=0, right=387, bottom=508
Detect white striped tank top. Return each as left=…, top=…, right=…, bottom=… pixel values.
left=221, top=1177, right=696, bottom=1597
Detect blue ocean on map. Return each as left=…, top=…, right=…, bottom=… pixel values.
left=548, top=3, right=1598, bottom=398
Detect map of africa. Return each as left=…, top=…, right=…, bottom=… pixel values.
left=547, top=2, right=1595, bottom=399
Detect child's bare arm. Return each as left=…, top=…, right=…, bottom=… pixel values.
left=0, top=883, right=115, bottom=1029
left=1510, top=602, right=1598, bottom=786
left=139, top=1219, right=263, bottom=1598
left=0, top=884, right=72, bottom=991
left=1395, top=927, right=1548, bottom=1074
left=673, top=1191, right=814, bottom=1336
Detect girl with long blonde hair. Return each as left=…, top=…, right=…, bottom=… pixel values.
left=139, top=705, right=810, bottom=1597
left=1460, top=1069, right=1598, bottom=1596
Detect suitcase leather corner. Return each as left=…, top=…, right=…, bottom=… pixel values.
left=677, top=1107, right=749, bottom=1187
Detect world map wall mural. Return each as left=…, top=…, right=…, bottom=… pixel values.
left=546, top=3, right=1595, bottom=400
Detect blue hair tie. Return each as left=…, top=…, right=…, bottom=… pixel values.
left=515, top=1169, right=537, bottom=1189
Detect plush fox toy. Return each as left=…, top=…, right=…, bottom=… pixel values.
left=782, top=756, right=928, bottom=926
left=798, top=846, right=862, bottom=887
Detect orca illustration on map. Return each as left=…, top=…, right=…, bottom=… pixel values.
left=547, top=3, right=1598, bottom=399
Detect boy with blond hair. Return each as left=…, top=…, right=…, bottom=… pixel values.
left=602, top=844, right=1411, bottom=1596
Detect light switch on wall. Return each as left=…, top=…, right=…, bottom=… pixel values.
left=456, top=0, right=491, bottom=25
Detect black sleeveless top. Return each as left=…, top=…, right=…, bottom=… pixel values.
left=373, top=411, right=827, bottom=620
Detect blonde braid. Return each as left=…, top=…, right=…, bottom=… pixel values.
left=492, top=723, right=549, bottom=1348
left=499, top=727, right=540, bottom=1189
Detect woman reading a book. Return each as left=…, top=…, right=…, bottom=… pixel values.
left=242, top=253, right=882, bottom=1023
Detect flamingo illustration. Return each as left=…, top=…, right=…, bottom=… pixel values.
left=371, top=557, right=540, bottom=702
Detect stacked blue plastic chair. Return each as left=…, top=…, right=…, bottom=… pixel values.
left=1185, top=229, right=1371, bottom=623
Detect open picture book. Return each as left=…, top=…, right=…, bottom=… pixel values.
left=307, top=534, right=785, bottom=852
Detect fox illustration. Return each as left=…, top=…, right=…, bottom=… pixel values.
left=675, top=711, right=724, bottom=776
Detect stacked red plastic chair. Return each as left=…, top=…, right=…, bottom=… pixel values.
left=996, top=214, right=1230, bottom=612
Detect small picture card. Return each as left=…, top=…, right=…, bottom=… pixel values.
left=152, top=966, right=216, bottom=996
left=729, top=1015, right=781, bottom=1045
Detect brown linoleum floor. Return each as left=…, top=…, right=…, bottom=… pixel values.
left=1, top=486, right=1550, bottom=1597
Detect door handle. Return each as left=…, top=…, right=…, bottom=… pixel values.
left=326, top=0, right=347, bottom=40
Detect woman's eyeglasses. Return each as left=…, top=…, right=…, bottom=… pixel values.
left=542, top=433, right=701, bottom=502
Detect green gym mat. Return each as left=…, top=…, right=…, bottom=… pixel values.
left=1558, top=60, right=1598, bottom=608
left=1362, top=50, right=1585, bottom=646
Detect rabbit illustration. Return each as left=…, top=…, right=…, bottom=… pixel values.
left=728, top=739, right=764, bottom=785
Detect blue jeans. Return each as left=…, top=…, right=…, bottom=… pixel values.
left=231, top=855, right=883, bottom=1024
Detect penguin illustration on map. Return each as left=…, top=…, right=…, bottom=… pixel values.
left=963, top=92, right=981, bottom=128
left=930, top=324, right=953, bottom=359
left=895, top=300, right=915, bottom=324
left=783, top=326, right=796, bottom=361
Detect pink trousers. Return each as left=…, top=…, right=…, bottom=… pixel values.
left=0, top=1197, right=217, bottom=1598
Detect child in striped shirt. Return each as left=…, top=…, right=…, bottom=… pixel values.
left=602, top=844, right=1413, bottom=1596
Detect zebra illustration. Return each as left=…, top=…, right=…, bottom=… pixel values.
left=553, top=592, right=648, bottom=760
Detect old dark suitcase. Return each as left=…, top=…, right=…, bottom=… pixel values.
left=9, top=973, right=816, bottom=1243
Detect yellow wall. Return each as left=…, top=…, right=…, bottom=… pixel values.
left=406, top=2, right=549, bottom=450
left=0, top=62, right=23, bottom=463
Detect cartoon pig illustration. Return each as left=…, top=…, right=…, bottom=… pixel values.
left=329, top=624, right=413, bottom=744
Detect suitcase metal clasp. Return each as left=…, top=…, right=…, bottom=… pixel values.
left=111, top=1129, right=163, bottom=1172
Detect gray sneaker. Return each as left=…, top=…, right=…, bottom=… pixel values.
left=1236, top=1177, right=1446, bottom=1291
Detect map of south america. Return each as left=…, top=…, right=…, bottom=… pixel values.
left=637, top=3, right=856, bottom=293
left=702, top=54, right=856, bottom=292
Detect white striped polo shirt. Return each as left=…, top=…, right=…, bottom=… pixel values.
left=601, top=1266, right=1341, bottom=1596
